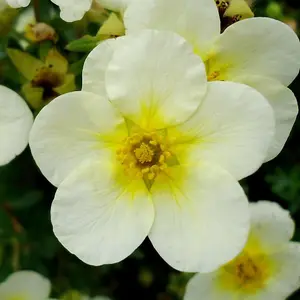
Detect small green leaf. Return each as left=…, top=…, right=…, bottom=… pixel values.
left=65, top=35, right=99, bottom=52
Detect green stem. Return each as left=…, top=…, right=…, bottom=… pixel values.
left=33, top=0, right=41, bottom=22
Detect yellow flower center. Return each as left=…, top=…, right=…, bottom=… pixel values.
left=234, top=255, right=264, bottom=287
left=116, top=131, right=173, bottom=182
left=218, top=251, right=272, bottom=294
left=134, top=142, right=154, bottom=164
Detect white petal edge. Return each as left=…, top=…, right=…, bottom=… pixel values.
left=0, top=85, right=33, bottom=166
left=234, top=75, right=298, bottom=161
left=29, top=91, right=126, bottom=186
left=184, top=272, right=237, bottom=300
left=264, top=242, right=300, bottom=299
left=51, top=0, right=93, bottom=22
left=95, top=0, right=131, bottom=13
left=149, top=162, right=250, bottom=272
left=215, top=17, right=300, bottom=86
left=249, top=201, right=295, bottom=251
left=0, top=271, right=51, bottom=300
left=172, top=81, right=275, bottom=181
left=51, top=158, right=154, bottom=266
left=6, top=0, right=30, bottom=8
left=124, top=0, right=220, bottom=60
left=105, top=30, right=207, bottom=129
left=82, top=38, right=122, bottom=96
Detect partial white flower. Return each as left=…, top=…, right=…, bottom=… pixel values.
left=0, top=85, right=33, bottom=165
left=5, top=0, right=93, bottom=22
left=30, top=31, right=274, bottom=272
left=0, top=270, right=52, bottom=300
left=184, top=201, right=300, bottom=300
left=125, top=0, right=300, bottom=161
left=95, top=0, right=132, bottom=13
left=5, top=0, right=30, bottom=8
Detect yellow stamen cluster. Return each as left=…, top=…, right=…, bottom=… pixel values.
left=235, top=256, right=262, bottom=285
left=207, top=71, right=221, bottom=81
left=229, top=252, right=270, bottom=292
left=116, top=132, right=172, bottom=181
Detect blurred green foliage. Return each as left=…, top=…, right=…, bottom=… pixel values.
left=0, top=0, right=299, bottom=299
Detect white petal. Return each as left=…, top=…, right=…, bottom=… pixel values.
left=0, top=85, right=33, bottom=166
left=95, top=0, right=130, bottom=12
left=172, top=81, right=275, bottom=181
left=52, top=159, right=154, bottom=266
left=51, top=0, right=93, bottom=22
left=29, top=91, right=127, bottom=186
left=105, top=30, right=207, bottom=129
left=6, top=0, right=30, bottom=8
left=235, top=75, right=298, bottom=162
left=214, top=18, right=300, bottom=86
left=82, top=38, right=121, bottom=96
left=0, top=271, right=51, bottom=300
left=125, top=0, right=220, bottom=60
left=249, top=201, right=295, bottom=251
left=149, top=162, right=249, bottom=272
left=265, top=242, right=300, bottom=299
left=184, top=272, right=236, bottom=300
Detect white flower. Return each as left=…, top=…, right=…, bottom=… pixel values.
left=5, top=0, right=93, bottom=22
left=125, top=0, right=300, bottom=161
left=30, top=30, right=274, bottom=272
left=0, top=270, right=52, bottom=300
left=0, top=85, right=33, bottom=166
left=184, top=201, right=300, bottom=300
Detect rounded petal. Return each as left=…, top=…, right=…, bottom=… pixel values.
left=184, top=272, right=236, bottom=300
left=51, top=0, right=93, bottom=22
left=265, top=242, right=300, bottom=299
left=125, top=0, right=220, bottom=60
left=29, top=91, right=127, bottom=186
left=51, top=159, right=154, bottom=266
left=82, top=38, right=120, bottom=96
left=149, top=162, right=250, bottom=272
left=214, top=18, right=300, bottom=86
left=249, top=201, right=295, bottom=251
left=172, top=81, right=275, bottom=181
left=0, top=271, right=51, bottom=300
left=235, top=75, right=298, bottom=162
left=6, top=0, right=30, bottom=8
left=0, top=85, right=33, bottom=166
left=106, top=30, right=207, bottom=129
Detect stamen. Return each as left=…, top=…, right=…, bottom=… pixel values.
left=116, top=131, right=174, bottom=184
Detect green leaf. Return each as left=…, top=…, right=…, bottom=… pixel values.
left=7, top=48, right=44, bottom=81
left=65, top=35, right=99, bottom=52
left=0, top=210, right=14, bottom=237
left=69, top=55, right=87, bottom=75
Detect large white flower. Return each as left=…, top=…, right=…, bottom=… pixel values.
left=0, top=270, right=52, bottom=300
left=30, top=31, right=274, bottom=272
left=0, top=85, right=33, bottom=165
left=5, top=0, right=92, bottom=22
left=184, top=201, right=300, bottom=300
left=125, top=0, right=300, bottom=161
